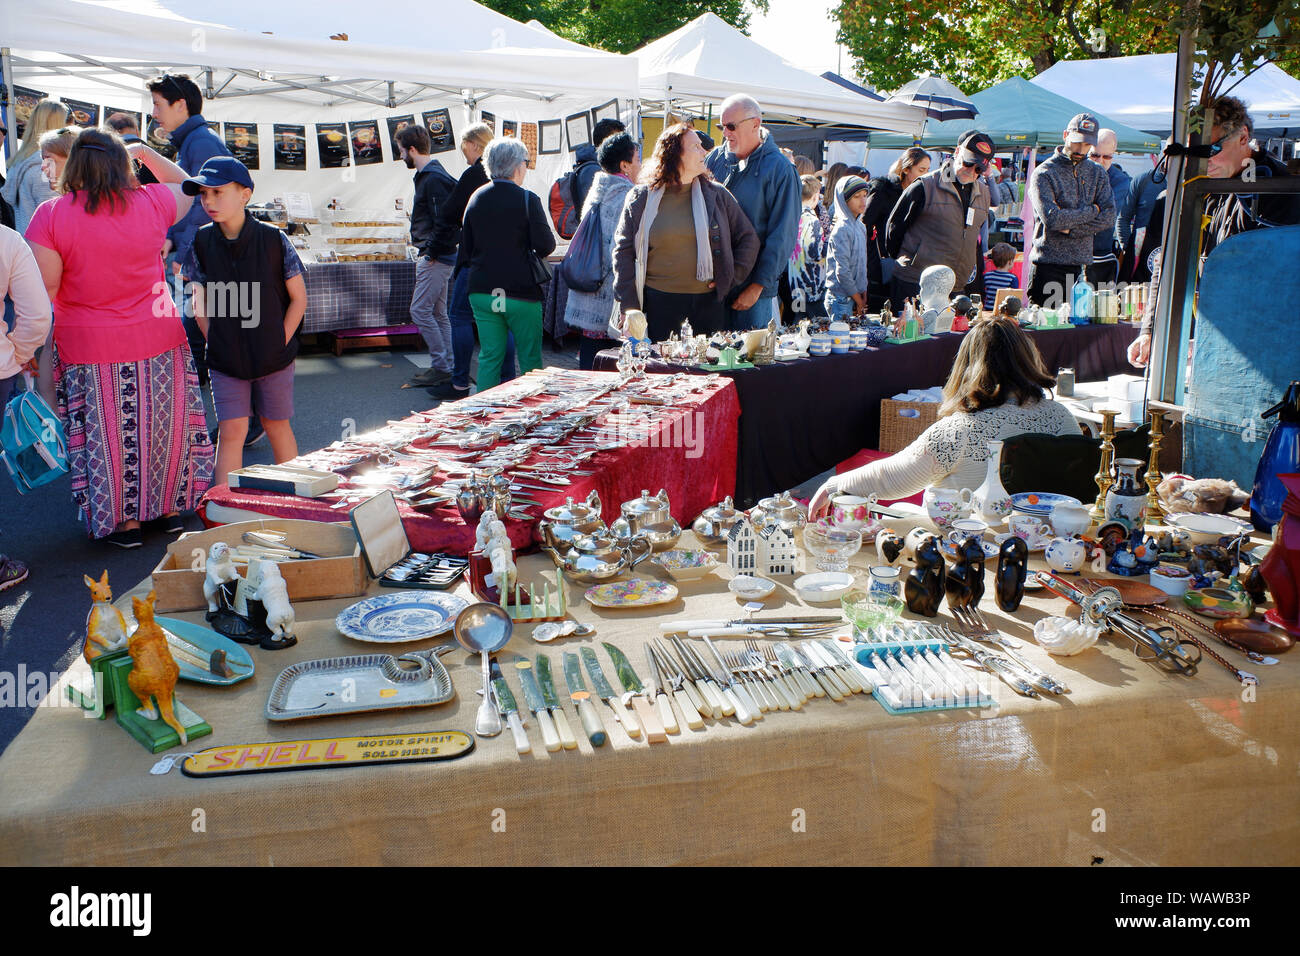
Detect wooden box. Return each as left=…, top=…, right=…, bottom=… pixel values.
left=151, top=518, right=365, bottom=612
left=879, top=398, right=941, bottom=453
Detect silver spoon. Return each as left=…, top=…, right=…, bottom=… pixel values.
left=453, top=604, right=514, bottom=738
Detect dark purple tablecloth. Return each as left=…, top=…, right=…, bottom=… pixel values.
left=595, top=323, right=1139, bottom=507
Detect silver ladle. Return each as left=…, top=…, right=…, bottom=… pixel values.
left=453, top=603, right=514, bottom=738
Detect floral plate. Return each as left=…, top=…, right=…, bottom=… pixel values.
left=1010, top=492, right=1082, bottom=516
left=335, top=591, right=469, bottom=643
left=584, top=577, right=679, bottom=609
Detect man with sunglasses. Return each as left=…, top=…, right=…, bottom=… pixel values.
left=1025, top=113, right=1115, bottom=308
left=1128, top=95, right=1300, bottom=367
left=705, top=95, right=801, bottom=329
left=1087, top=128, right=1130, bottom=287
left=885, top=129, right=993, bottom=306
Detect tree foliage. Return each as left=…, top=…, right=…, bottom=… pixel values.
left=479, top=0, right=769, bottom=54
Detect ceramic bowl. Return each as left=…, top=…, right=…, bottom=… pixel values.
left=1165, top=512, right=1252, bottom=546
left=728, top=575, right=776, bottom=600
left=1149, top=564, right=1192, bottom=597
left=652, top=549, right=719, bottom=581
left=841, top=589, right=904, bottom=631
left=794, top=571, right=856, bottom=604
left=1184, top=586, right=1253, bottom=619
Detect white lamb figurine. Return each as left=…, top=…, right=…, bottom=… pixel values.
left=487, top=544, right=517, bottom=593
left=203, top=542, right=241, bottom=613
left=252, top=560, right=296, bottom=647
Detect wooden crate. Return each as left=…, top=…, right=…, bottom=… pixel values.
left=879, top=398, right=940, bottom=453
left=151, top=519, right=366, bottom=612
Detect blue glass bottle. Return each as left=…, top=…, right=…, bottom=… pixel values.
left=1252, top=381, right=1300, bottom=533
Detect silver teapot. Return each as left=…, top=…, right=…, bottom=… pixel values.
left=537, top=491, right=605, bottom=555
left=692, top=495, right=743, bottom=546
left=455, top=473, right=510, bottom=525
left=541, top=532, right=654, bottom=584
left=749, top=491, right=808, bottom=534
left=610, top=488, right=681, bottom=553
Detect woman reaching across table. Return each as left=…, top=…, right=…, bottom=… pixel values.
left=808, top=319, right=1079, bottom=517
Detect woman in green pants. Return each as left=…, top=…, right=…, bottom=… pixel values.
left=458, top=137, right=557, bottom=391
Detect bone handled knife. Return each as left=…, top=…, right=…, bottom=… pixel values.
left=536, top=654, right=578, bottom=750
left=514, top=659, right=560, bottom=752
left=562, top=651, right=606, bottom=747
left=581, top=646, right=641, bottom=739
left=489, top=659, right=531, bottom=755
left=602, top=642, right=666, bottom=743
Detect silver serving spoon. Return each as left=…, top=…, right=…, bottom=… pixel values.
left=453, top=604, right=514, bottom=738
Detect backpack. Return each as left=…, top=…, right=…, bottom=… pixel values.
left=549, top=161, right=597, bottom=239
left=557, top=200, right=606, bottom=292
left=0, top=390, right=69, bottom=494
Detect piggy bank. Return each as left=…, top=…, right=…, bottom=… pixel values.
left=1045, top=536, right=1088, bottom=574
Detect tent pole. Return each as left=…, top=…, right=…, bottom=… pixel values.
left=1, top=48, right=15, bottom=161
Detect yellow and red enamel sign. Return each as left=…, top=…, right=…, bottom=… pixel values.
left=181, top=731, right=474, bottom=777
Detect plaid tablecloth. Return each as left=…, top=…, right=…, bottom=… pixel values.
left=303, top=260, right=417, bottom=334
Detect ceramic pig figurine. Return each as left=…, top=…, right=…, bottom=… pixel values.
left=1045, top=536, right=1088, bottom=574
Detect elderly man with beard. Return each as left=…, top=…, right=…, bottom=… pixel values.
left=398, top=124, right=460, bottom=397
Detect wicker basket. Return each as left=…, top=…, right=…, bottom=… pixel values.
left=879, top=399, right=940, bottom=453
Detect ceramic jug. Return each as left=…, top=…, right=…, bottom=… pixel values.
left=924, top=486, right=973, bottom=530
left=970, top=441, right=1013, bottom=525
left=1050, top=500, right=1093, bottom=538
left=1105, top=458, right=1147, bottom=525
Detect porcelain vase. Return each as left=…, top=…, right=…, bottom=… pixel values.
left=1105, top=458, right=1147, bottom=525
left=971, top=441, right=1013, bottom=526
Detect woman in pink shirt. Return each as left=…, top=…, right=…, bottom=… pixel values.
left=25, top=127, right=214, bottom=548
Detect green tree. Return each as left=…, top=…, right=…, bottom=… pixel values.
left=480, top=0, right=769, bottom=54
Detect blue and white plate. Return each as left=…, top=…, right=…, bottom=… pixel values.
left=335, top=591, right=469, bottom=643
left=1010, top=492, right=1083, bottom=516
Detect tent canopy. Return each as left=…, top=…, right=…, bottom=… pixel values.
left=869, top=76, right=1162, bottom=153
left=1031, top=53, right=1300, bottom=133
left=632, top=13, right=925, bottom=135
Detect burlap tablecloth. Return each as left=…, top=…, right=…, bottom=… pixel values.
left=2, top=526, right=1296, bottom=867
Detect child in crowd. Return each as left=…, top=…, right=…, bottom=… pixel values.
left=824, top=175, right=869, bottom=320
left=169, top=156, right=307, bottom=486
left=789, top=174, right=828, bottom=318
left=983, top=242, right=1018, bottom=310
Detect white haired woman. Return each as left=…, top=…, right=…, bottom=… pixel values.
left=459, top=137, right=556, bottom=391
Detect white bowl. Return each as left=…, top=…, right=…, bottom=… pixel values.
left=652, top=549, right=719, bottom=581
left=729, top=575, right=776, bottom=600
left=794, top=571, right=856, bottom=604
left=1149, top=565, right=1192, bottom=597
left=1165, top=512, right=1251, bottom=545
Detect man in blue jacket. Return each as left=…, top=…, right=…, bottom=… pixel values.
left=1087, top=128, right=1130, bottom=287
left=706, top=95, right=801, bottom=329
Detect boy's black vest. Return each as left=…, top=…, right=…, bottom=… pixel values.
left=192, top=216, right=297, bottom=380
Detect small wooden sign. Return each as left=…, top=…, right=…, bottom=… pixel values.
left=181, top=730, right=474, bottom=778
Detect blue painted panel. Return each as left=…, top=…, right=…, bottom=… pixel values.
left=1184, top=224, right=1300, bottom=487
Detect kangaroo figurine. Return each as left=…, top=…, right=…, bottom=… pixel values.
left=83, top=571, right=128, bottom=663
left=126, top=590, right=187, bottom=745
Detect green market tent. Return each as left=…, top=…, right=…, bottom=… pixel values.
left=869, top=76, right=1162, bottom=153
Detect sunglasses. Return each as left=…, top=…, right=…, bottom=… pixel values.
left=961, top=158, right=989, bottom=172
left=717, top=116, right=759, bottom=132
left=1089, top=151, right=1114, bottom=160
left=1207, top=128, right=1239, bottom=156
left=157, top=74, right=186, bottom=100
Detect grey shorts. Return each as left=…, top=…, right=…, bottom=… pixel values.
left=210, top=362, right=296, bottom=422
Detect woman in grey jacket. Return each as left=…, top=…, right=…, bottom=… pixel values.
left=612, top=123, right=759, bottom=341
left=564, top=133, right=641, bottom=369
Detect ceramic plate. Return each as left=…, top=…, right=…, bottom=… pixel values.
left=584, top=578, right=679, bottom=609
left=335, top=591, right=469, bottom=643
left=941, top=538, right=1000, bottom=559
left=1165, top=512, right=1253, bottom=539
left=794, top=571, right=856, bottom=603
left=728, top=575, right=776, bottom=600
left=1010, top=492, right=1082, bottom=515
left=154, top=616, right=255, bottom=686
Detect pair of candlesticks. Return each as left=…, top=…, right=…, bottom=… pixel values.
left=1090, top=407, right=1169, bottom=522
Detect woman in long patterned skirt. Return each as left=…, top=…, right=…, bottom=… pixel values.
left=26, top=126, right=213, bottom=548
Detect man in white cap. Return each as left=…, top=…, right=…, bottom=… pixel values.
left=1025, top=112, right=1115, bottom=307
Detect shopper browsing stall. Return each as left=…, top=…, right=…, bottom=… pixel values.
left=863, top=148, right=930, bottom=311
left=0, top=99, right=70, bottom=236
left=789, top=173, right=828, bottom=319
left=824, top=175, right=870, bottom=320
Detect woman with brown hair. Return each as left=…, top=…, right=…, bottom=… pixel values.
left=24, top=127, right=214, bottom=547
left=611, top=123, right=759, bottom=340
left=863, top=147, right=931, bottom=310
left=808, top=319, right=1078, bottom=514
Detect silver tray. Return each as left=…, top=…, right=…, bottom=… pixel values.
left=265, top=651, right=455, bottom=721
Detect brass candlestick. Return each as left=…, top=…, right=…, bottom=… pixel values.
left=1145, top=408, right=1166, bottom=518
left=1091, top=409, right=1118, bottom=520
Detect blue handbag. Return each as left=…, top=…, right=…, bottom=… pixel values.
left=557, top=201, right=606, bottom=293
left=1, top=389, right=69, bottom=494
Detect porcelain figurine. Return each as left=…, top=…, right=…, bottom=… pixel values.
left=905, top=534, right=945, bottom=617
left=476, top=511, right=504, bottom=554
left=126, top=591, right=187, bottom=744
left=971, top=441, right=1013, bottom=525
left=1033, top=616, right=1101, bottom=656
left=83, top=571, right=129, bottom=664
left=876, top=529, right=906, bottom=566
left=488, top=544, right=518, bottom=594
left=995, top=535, right=1030, bottom=612
left=944, top=535, right=983, bottom=609
left=1106, top=528, right=1160, bottom=576
left=1045, top=536, right=1088, bottom=574
left=918, top=265, right=955, bottom=334
left=203, top=542, right=241, bottom=614
left=1242, top=564, right=1268, bottom=605
left=252, top=561, right=297, bottom=650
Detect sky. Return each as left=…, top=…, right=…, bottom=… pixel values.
left=745, top=0, right=849, bottom=79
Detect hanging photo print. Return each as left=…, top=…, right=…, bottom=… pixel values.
left=206, top=120, right=221, bottom=135
left=225, top=122, right=260, bottom=169
left=317, top=122, right=350, bottom=168
left=502, top=119, right=518, bottom=138
left=61, top=98, right=100, bottom=128
left=565, top=111, right=592, bottom=151
left=520, top=122, right=539, bottom=169
left=273, top=124, right=307, bottom=170
left=420, top=109, right=455, bottom=154
left=386, top=115, right=415, bottom=160
left=591, top=99, right=619, bottom=126
left=480, top=111, right=496, bottom=133
left=538, top=119, right=562, bottom=155
left=13, top=87, right=47, bottom=140
left=349, top=120, right=384, bottom=165
left=146, top=116, right=178, bottom=159
left=104, top=108, right=144, bottom=134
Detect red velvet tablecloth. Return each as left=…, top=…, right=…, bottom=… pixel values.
left=199, top=370, right=740, bottom=555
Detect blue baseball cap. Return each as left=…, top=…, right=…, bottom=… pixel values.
left=182, top=155, right=254, bottom=194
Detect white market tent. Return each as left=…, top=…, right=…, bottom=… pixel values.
left=0, top=0, right=639, bottom=210
left=631, top=13, right=926, bottom=135
left=1031, top=53, right=1300, bottom=134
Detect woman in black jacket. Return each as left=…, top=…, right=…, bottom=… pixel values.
left=460, top=137, right=556, bottom=391
left=862, top=147, right=930, bottom=311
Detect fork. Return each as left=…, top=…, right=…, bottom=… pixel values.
left=950, top=608, right=1069, bottom=694
left=731, top=650, right=782, bottom=712
left=744, top=640, right=799, bottom=710
left=724, top=651, right=771, bottom=713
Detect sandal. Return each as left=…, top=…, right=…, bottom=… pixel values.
left=104, top=528, right=143, bottom=549
left=0, top=555, right=30, bottom=593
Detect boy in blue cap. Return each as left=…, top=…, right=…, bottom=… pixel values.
left=179, top=156, right=307, bottom=486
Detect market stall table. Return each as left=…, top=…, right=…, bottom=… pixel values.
left=1, top=521, right=1294, bottom=867
left=198, top=369, right=740, bottom=555
left=595, top=323, right=1139, bottom=507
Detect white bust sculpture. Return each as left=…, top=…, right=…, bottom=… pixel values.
left=918, top=265, right=956, bottom=333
